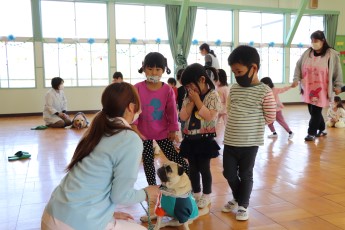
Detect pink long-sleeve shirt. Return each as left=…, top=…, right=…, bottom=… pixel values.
left=133, top=81, right=179, bottom=140
left=272, top=86, right=292, bottom=111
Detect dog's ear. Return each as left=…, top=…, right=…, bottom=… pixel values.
left=177, top=164, right=184, bottom=176
left=157, top=166, right=169, bottom=182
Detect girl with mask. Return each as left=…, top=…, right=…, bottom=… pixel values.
left=42, top=82, right=159, bottom=230
left=222, top=45, right=276, bottom=221
left=43, top=77, right=72, bottom=128
left=179, top=63, right=221, bottom=210
left=292, top=30, right=343, bottom=141
left=132, top=52, right=189, bottom=221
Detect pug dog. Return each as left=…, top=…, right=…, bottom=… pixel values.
left=154, top=161, right=208, bottom=230
left=71, top=112, right=89, bottom=129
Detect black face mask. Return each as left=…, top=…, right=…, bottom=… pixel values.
left=235, top=66, right=253, bottom=87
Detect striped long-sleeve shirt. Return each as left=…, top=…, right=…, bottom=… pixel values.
left=224, top=83, right=276, bottom=147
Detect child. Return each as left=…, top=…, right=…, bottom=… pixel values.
left=216, top=69, right=230, bottom=145
left=179, top=63, right=221, bottom=209
left=167, top=77, right=178, bottom=102
left=176, top=68, right=186, bottom=111
left=112, top=71, right=123, bottom=83
left=326, top=96, right=345, bottom=128
left=222, top=45, right=276, bottom=221
left=41, top=83, right=159, bottom=230
left=176, top=68, right=186, bottom=136
left=260, top=77, right=294, bottom=139
left=132, top=52, right=189, bottom=220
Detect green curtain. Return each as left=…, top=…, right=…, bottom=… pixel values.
left=324, top=14, right=339, bottom=48
left=165, top=5, right=197, bottom=72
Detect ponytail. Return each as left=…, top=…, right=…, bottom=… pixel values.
left=209, top=50, right=217, bottom=57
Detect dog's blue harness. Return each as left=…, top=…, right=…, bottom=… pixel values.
left=156, top=191, right=199, bottom=224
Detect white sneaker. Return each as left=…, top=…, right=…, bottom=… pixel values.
left=236, top=206, right=249, bottom=221
left=267, top=133, right=278, bottom=138
left=197, top=194, right=211, bottom=209
left=222, top=199, right=238, bottom=212
left=288, top=132, right=294, bottom=140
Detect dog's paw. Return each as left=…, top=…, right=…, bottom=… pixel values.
left=198, top=206, right=210, bottom=216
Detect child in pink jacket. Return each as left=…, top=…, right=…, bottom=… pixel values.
left=261, top=77, right=294, bottom=140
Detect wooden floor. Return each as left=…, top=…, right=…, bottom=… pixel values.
left=1, top=105, right=345, bottom=230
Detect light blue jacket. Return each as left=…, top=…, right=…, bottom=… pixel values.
left=45, top=130, right=146, bottom=230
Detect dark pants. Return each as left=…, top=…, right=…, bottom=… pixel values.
left=143, top=139, right=189, bottom=185
left=223, top=145, right=258, bottom=208
left=307, top=104, right=325, bottom=136
left=188, top=155, right=212, bottom=194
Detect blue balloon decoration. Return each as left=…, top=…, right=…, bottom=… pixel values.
left=297, top=42, right=304, bottom=48
left=130, top=37, right=138, bottom=44
left=192, top=39, right=198, bottom=45
left=249, top=41, right=254, bottom=46
left=56, top=37, right=64, bottom=43
left=87, top=38, right=95, bottom=44
left=155, top=38, right=161, bottom=44
left=7, top=34, right=15, bottom=41
left=215, top=39, right=222, bottom=46
left=268, top=42, right=275, bottom=47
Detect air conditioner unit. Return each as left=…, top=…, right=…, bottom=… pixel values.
left=309, top=0, right=318, bottom=9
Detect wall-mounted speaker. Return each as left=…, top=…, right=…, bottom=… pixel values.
left=309, top=0, right=318, bottom=9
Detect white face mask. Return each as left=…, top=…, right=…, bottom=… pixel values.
left=147, top=76, right=161, bottom=83
left=131, top=112, right=140, bottom=124
left=311, top=42, right=322, bottom=51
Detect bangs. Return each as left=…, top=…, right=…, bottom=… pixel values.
left=181, top=63, right=206, bottom=86
left=143, top=52, right=166, bottom=69
left=310, top=30, right=325, bottom=40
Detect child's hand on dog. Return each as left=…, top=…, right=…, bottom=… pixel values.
left=113, top=211, right=134, bottom=221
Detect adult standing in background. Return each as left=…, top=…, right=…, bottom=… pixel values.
left=292, top=30, right=343, bottom=141
left=43, top=77, right=72, bottom=128
left=199, top=43, right=220, bottom=82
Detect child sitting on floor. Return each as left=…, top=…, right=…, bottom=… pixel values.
left=326, top=96, right=345, bottom=128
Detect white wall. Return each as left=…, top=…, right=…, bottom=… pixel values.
left=1, top=0, right=344, bottom=115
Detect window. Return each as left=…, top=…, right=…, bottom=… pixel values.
left=239, top=12, right=284, bottom=83
left=115, top=4, right=172, bottom=85
left=0, top=0, right=34, bottom=88
left=289, top=15, right=324, bottom=82
left=188, top=9, right=233, bottom=82
left=41, top=1, right=108, bottom=87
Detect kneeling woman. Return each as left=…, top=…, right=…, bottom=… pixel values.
left=43, top=77, right=72, bottom=128
left=41, top=83, right=159, bottom=230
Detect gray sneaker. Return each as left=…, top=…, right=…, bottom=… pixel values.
left=222, top=199, right=238, bottom=213
left=236, top=206, right=249, bottom=221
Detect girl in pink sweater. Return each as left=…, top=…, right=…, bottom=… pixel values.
left=261, top=77, right=294, bottom=140
left=132, top=52, right=189, bottom=187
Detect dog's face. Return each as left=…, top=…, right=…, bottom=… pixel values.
left=72, top=115, right=86, bottom=129
left=157, top=161, right=185, bottom=186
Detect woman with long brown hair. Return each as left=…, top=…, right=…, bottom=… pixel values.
left=42, top=82, right=159, bottom=230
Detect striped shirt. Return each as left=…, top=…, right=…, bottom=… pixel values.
left=224, top=83, right=276, bottom=147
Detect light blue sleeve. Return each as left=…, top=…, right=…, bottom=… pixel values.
left=110, top=131, right=146, bottom=205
